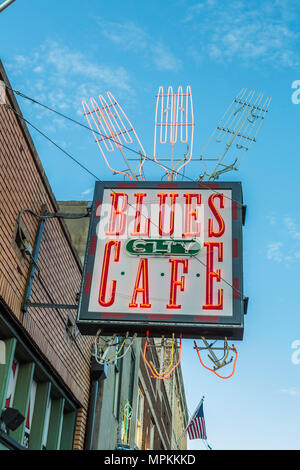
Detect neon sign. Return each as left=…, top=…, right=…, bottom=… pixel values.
left=77, top=181, right=246, bottom=339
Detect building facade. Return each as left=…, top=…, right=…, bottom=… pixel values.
left=0, top=60, right=93, bottom=450
left=0, top=58, right=188, bottom=451
left=60, top=203, right=189, bottom=451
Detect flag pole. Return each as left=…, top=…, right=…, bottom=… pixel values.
left=176, top=396, right=205, bottom=448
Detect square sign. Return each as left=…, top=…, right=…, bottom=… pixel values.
left=76, top=181, right=246, bottom=339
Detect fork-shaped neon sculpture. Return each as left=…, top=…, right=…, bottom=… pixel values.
left=82, top=91, right=146, bottom=181
left=199, top=88, right=271, bottom=180
left=154, top=86, right=194, bottom=181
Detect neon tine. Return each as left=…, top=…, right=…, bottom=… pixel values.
left=106, top=92, right=133, bottom=146
left=82, top=99, right=130, bottom=179
left=97, top=94, right=123, bottom=150
left=153, top=85, right=195, bottom=181
left=153, top=86, right=171, bottom=178
left=82, top=91, right=147, bottom=181
left=107, top=92, right=147, bottom=180
left=199, top=88, right=271, bottom=180
left=90, top=97, right=116, bottom=151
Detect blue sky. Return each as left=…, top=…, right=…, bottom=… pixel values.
left=1, top=0, right=300, bottom=450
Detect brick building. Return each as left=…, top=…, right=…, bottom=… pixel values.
left=0, top=60, right=93, bottom=450
left=0, top=58, right=188, bottom=451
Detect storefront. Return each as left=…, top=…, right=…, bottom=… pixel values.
left=0, top=303, right=79, bottom=450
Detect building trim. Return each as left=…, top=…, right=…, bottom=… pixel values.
left=0, top=297, right=82, bottom=409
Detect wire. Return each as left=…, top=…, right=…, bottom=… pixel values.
left=94, top=331, right=129, bottom=362
left=143, top=331, right=182, bottom=380
left=149, top=333, right=176, bottom=377
left=194, top=340, right=238, bottom=379
left=7, top=105, right=103, bottom=181
left=8, top=105, right=246, bottom=301
left=3, top=84, right=245, bottom=207
left=93, top=330, right=136, bottom=364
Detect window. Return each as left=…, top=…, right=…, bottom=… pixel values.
left=149, top=420, right=155, bottom=450
left=0, top=331, right=78, bottom=451
left=128, top=350, right=135, bottom=406
left=42, top=397, right=51, bottom=450
left=112, top=337, right=123, bottom=418
left=23, top=379, right=37, bottom=448
left=144, top=418, right=155, bottom=451
left=113, top=366, right=120, bottom=417
left=5, top=358, right=19, bottom=408
left=136, top=385, right=144, bottom=449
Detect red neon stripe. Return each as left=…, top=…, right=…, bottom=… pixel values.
left=100, top=313, right=126, bottom=319
left=194, top=315, right=220, bottom=322
left=84, top=274, right=92, bottom=295
left=197, top=183, right=219, bottom=188
left=116, top=182, right=137, bottom=188
left=232, top=238, right=238, bottom=258
left=233, top=278, right=240, bottom=299
left=89, top=236, right=97, bottom=255
left=232, top=201, right=238, bottom=220
left=157, top=183, right=178, bottom=188
left=147, top=314, right=172, bottom=320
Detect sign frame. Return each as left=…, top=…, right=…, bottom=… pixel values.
left=76, top=181, right=246, bottom=340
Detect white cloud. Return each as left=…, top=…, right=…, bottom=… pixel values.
left=283, top=217, right=300, bottom=239
left=33, top=66, right=43, bottom=73
left=151, top=43, right=181, bottom=71
left=8, top=40, right=135, bottom=117
left=267, top=242, right=283, bottom=263
left=279, top=387, right=300, bottom=397
left=266, top=215, right=300, bottom=265
left=185, top=0, right=300, bottom=67
left=183, top=3, right=205, bottom=23
left=81, top=187, right=93, bottom=197
left=97, top=19, right=181, bottom=72
left=99, top=20, right=148, bottom=50
left=44, top=41, right=133, bottom=94
left=266, top=215, right=277, bottom=225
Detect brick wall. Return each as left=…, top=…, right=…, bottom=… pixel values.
left=0, top=62, right=92, bottom=450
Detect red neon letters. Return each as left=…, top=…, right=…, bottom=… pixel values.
left=167, top=259, right=188, bottom=309
left=131, top=193, right=150, bottom=236
left=208, top=193, right=225, bottom=237
left=106, top=192, right=128, bottom=236
left=99, top=240, right=120, bottom=307
left=203, top=242, right=223, bottom=310
left=182, top=193, right=201, bottom=237
left=129, top=258, right=151, bottom=308
left=158, top=193, right=178, bottom=236
left=99, top=190, right=227, bottom=312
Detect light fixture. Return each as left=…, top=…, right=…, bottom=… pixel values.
left=1, top=407, right=25, bottom=431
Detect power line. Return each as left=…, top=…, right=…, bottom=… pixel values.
left=6, top=104, right=103, bottom=181
left=6, top=102, right=246, bottom=301
left=4, top=83, right=244, bottom=208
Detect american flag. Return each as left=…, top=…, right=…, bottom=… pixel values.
left=187, top=402, right=207, bottom=440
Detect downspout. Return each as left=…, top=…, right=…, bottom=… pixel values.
left=84, top=357, right=107, bottom=450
